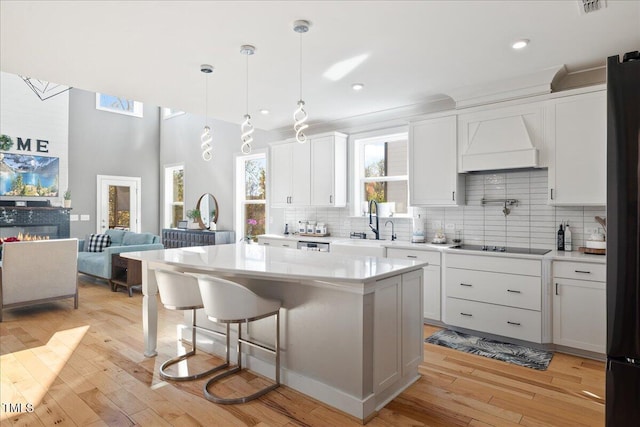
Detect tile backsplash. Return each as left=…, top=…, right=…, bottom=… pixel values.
left=279, top=169, right=605, bottom=250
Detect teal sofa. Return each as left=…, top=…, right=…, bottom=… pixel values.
left=77, top=229, right=163, bottom=282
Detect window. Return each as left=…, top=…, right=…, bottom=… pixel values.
left=236, top=152, right=266, bottom=242
left=354, top=131, right=408, bottom=215
left=164, top=164, right=184, bottom=228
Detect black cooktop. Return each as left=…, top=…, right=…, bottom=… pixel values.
left=450, top=244, right=551, bottom=256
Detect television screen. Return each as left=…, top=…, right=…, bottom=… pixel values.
left=0, top=153, right=59, bottom=197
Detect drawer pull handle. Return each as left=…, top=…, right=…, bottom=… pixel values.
left=406, top=255, right=418, bottom=259
left=263, top=243, right=270, bottom=245
left=460, top=283, right=472, bottom=287
left=460, top=312, right=473, bottom=317
left=507, top=289, right=521, bottom=294
left=555, top=283, right=559, bottom=295
left=575, top=270, right=591, bottom=274
left=283, top=244, right=290, bottom=247
left=507, top=321, right=521, bottom=326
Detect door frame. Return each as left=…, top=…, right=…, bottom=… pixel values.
left=96, top=175, right=142, bottom=233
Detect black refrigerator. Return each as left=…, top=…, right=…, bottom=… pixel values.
left=606, top=51, right=640, bottom=426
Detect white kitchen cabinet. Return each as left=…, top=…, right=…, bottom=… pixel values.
left=269, top=141, right=310, bottom=207
left=444, top=253, right=543, bottom=343
left=547, top=90, right=606, bottom=205
left=270, top=132, right=346, bottom=208
left=387, top=248, right=441, bottom=322
left=409, top=116, right=465, bottom=206
left=257, top=236, right=296, bottom=248
left=310, top=133, right=347, bottom=207
left=553, top=260, right=606, bottom=353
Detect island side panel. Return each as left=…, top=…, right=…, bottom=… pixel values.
left=141, top=260, right=159, bottom=357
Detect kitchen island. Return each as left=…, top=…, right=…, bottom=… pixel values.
left=123, top=243, right=426, bottom=422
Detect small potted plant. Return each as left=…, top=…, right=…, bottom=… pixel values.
left=63, top=190, right=71, bottom=208
left=186, top=209, right=201, bottom=229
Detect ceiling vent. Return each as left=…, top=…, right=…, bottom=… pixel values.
left=578, top=0, right=606, bottom=15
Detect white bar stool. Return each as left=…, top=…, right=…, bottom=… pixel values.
left=191, top=274, right=281, bottom=404
left=154, top=269, right=229, bottom=381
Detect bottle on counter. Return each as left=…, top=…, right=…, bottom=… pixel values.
left=557, top=223, right=565, bottom=251
left=564, top=222, right=572, bottom=252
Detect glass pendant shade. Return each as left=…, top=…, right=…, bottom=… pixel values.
left=200, top=64, right=214, bottom=161
left=240, top=45, right=256, bottom=154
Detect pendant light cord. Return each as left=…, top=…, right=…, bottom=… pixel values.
left=246, top=54, right=250, bottom=114
left=204, top=72, right=208, bottom=127
left=299, top=32, right=303, bottom=100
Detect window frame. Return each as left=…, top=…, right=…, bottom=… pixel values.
left=163, top=163, right=184, bottom=229
left=235, top=149, right=267, bottom=241
left=350, top=128, right=410, bottom=217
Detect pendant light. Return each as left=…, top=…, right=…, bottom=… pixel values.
left=240, top=45, right=256, bottom=154
left=200, top=64, right=214, bottom=161
left=293, top=20, right=310, bottom=144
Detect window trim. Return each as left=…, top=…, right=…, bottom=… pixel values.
left=350, top=128, right=409, bottom=217
left=163, top=162, right=184, bottom=229
left=234, top=149, right=267, bottom=241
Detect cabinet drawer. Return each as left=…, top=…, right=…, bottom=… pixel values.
left=446, top=268, right=541, bottom=311
left=446, top=253, right=541, bottom=276
left=553, top=261, right=605, bottom=282
left=446, top=298, right=542, bottom=343
left=387, top=248, right=440, bottom=266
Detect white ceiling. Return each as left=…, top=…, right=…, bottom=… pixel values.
left=1, top=1, right=639, bottom=132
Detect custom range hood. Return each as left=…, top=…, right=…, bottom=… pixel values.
left=459, top=113, right=539, bottom=172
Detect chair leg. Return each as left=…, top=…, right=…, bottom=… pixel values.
left=203, top=312, right=281, bottom=405
left=160, top=309, right=228, bottom=381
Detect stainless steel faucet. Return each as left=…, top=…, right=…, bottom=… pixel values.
left=385, top=220, right=397, bottom=241
left=369, top=199, right=380, bottom=240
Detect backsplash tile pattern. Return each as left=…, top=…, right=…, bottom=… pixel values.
left=280, top=169, right=605, bottom=251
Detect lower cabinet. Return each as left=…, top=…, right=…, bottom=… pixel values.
left=445, top=253, right=543, bottom=343
left=552, top=261, right=606, bottom=353
left=256, top=236, right=296, bottom=248
left=387, top=248, right=441, bottom=322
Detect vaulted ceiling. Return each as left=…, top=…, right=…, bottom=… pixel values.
left=1, top=1, right=639, bottom=132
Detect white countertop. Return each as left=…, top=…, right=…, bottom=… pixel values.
left=258, top=234, right=606, bottom=263
left=123, top=243, right=426, bottom=285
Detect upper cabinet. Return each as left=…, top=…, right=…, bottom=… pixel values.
left=269, top=132, right=347, bottom=208
left=310, top=133, right=347, bottom=207
left=270, top=141, right=310, bottom=207
left=547, top=90, right=606, bottom=206
left=409, top=115, right=465, bottom=206
left=457, top=101, right=547, bottom=172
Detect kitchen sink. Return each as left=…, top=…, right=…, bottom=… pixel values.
left=331, top=239, right=387, bottom=257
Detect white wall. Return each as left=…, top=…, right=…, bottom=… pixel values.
left=0, top=72, right=69, bottom=203
left=160, top=112, right=277, bottom=232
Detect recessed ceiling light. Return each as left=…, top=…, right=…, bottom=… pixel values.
left=259, top=109, right=270, bottom=115
left=352, top=83, right=364, bottom=91
left=512, top=39, right=530, bottom=50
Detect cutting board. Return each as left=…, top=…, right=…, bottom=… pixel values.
left=579, top=247, right=606, bottom=255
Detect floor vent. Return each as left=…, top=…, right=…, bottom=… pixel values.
left=578, top=0, right=607, bottom=14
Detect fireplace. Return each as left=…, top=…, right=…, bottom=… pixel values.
left=0, top=207, right=70, bottom=239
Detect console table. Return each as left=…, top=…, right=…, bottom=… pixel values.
left=161, top=229, right=235, bottom=248
left=110, top=254, right=142, bottom=297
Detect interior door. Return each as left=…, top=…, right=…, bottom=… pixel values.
left=97, top=175, right=141, bottom=233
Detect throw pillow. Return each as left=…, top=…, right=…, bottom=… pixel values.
left=106, top=229, right=126, bottom=245
left=87, top=234, right=112, bottom=252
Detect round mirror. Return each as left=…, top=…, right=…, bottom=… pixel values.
left=196, top=193, right=219, bottom=229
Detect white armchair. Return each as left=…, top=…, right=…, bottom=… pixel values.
left=0, top=238, right=78, bottom=321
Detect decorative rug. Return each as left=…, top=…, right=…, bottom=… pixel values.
left=425, top=329, right=553, bottom=370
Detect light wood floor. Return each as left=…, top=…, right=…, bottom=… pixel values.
left=1, top=276, right=605, bottom=426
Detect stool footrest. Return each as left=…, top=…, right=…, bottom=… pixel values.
left=203, top=366, right=280, bottom=404
left=160, top=350, right=229, bottom=382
